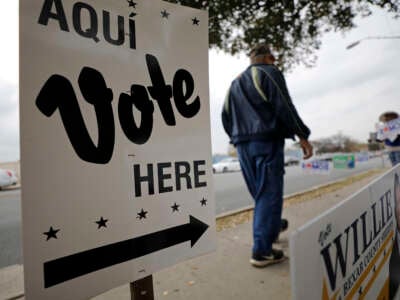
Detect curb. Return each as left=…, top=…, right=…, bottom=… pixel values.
left=0, top=265, right=24, bottom=300
left=216, top=168, right=385, bottom=231
left=0, top=184, right=21, bottom=192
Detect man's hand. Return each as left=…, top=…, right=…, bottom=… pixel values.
left=299, top=138, right=313, bottom=160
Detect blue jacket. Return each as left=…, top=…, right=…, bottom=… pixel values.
left=222, top=63, right=310, bottom=145
left=385, top=136, right=400, bottom=147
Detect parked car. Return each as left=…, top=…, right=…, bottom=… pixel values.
left=212, top=157, right=241, bottom=173
left=0, top=169, right=18, bottom=190
left=316, top=153, right=334, bottom=162
left=284, top=155, right=300, bottom=166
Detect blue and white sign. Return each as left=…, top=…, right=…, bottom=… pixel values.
left=377, top=117, right=400, bottom=142
left=356, top=152, right=369, bottom=163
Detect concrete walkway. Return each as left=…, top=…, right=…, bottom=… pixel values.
left=0, top=171, right=383, bottom=300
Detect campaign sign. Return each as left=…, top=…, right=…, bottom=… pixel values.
left=290, top=165, right=400, bottom=300
left=302, top=160, right=330, bottom=174
left=356, top=152, right=369, bottom=163
left=333, top=154, right=355, bottom=169
left=376, top=117, right=400, bottom=142
left=20, top=1, right=215, bottom=299
left=389, top=170, right=400, bottom=298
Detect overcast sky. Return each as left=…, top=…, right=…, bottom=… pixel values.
left=0, top=2, right=399, bottom=162
left=209, top=8, right=400, bottom=154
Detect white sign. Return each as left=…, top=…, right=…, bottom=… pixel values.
left=290, top=165, right=400, bottom=300
left=376, top=117, right=400, bottom=142
left=20, top=0, right=215, bottom=299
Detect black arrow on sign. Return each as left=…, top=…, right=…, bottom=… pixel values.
left=43, top=215, right=208, bottom=288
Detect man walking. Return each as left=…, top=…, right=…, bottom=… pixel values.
left=222, top=43, right=313, bottom=267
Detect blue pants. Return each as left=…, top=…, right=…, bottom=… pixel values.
left=236, top=140, right=284, bottom=255
left=389, top=151, right=400, bottom=166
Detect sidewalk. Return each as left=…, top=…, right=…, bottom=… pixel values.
left=0, top=170, right=384, bottom=300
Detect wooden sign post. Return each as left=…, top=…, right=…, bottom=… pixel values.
left=130, top=276, right=154, bottom=300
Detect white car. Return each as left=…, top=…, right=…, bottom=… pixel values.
left=0, top=169, right=18, bottom=190
left=212, top=157, right=241, bottom=173
left=284, top=155, right=300, bottom=166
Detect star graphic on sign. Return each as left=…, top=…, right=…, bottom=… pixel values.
left=137, top=209, right=148, bottom=220
left=171, top=203, right=180, bottom=212
left=200, top=197, right=207, bottom=206
left=192, top=17, right=200, bottom=25
left=43, top=226, right=60, bottom=241
left=127, top=0, right=137, bottom=8
left=95, top=217, right=108, bottom=229
left=161, top=9, right=170, bottom=19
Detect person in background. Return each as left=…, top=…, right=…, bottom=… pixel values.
left=379, top=111, right=400, bottom=166
left=222, top=43, right=313, bottom=267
